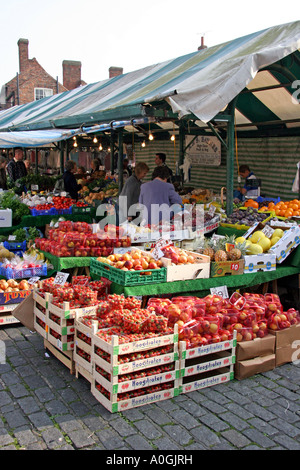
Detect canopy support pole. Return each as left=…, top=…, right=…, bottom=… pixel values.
left=226, top=98, right=237, bottom=217
left=118, top=131, right=124, bottom=193
left=110, top=133, right=115, bottom=174
left=35, top=149, right=38, bottom=175
left=60, top=141, right=65, bottom=174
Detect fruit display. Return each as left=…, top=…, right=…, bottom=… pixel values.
left=238, top=227, right=285, bottom=254
left=273, top=199, right=300, bottom=218
left=201, top=235, right=247, bottom=262
left=145, top=291, right=300, bottom=348
left=35, top=221, right=131, bottom=258
left=97, top=248, right=162, bottom=272
left=221, top=207, right=270, bottom=227
left=0, top=278, right=34, bottom=293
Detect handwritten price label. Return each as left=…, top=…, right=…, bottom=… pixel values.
left=53, top=272, right=69, bottom=286
left=210, top=286, right=229, bottom=299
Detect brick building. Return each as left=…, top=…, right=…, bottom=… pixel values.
left=1, top=38, right=86, bottom=109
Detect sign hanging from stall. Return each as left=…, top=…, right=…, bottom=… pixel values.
left=185, top=135, right=221, bottom=166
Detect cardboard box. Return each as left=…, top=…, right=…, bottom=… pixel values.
left=0, top=209, right=12, bottom=227
left=12, top=292, right=34, bottom=331
left=268, top=225, right=300, bottom=263
left=244, top=222, right=300, bottom=264
left=268, top=323, right=300, bottom=348
left=268, top=324, right=300, bottom=366
left=210, top=259, right=244, bottom=277
left=234, top=354, right=276, bottom=380
left=236, top=335, right=276, bottom=362
left=243, top=253, right=276, bottom=274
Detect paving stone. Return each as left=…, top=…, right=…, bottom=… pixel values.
left=0, top=390, right=12, bottom=407
left=14, top=427, right=40, bottom=447
left=95, top=428, right=126, bottom=450
left=18, top=396, right=41, bottom=414
left=124, top=434, right=153, bottom=450
left=4, top=409, right=28, bottom=429
left=0, top=429, right=15, bottom=447
left=10, top=383, right=29, bottom=398
left=41, top=427, right=66, bottom=449
left=163, top=424, right=192, bottom=446
left=220, top=411, right=250, bottom=431
left=273, top=433, right=300, bottom=450
left=152, top=437, right=181, bottom=450
left=221, top=429, right=252, bottom=448
left=28, top=411, right=54, bottom=430
left=169, top=409, right=199, bottom=429
left=242, top=427, right=277, bottom=448
left=144, top=407, right=174, bottom=425
left=55, top=414, right=84, bottom=433
left=44, top=399, right=68, bottom=416
left=110, top=417, right=137, bottom=437
left=198, top=413, right=230, bottom=432
left=67, top=428, right=97, bottom=449
left=190, top=424, right=221, bottom=448
left=133, top=418, right=162, bottom=440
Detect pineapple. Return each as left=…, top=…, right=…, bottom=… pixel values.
left=203, top=238, right=215, bottom=261
left=227, top=240, right=248, bottom=261
left=214, top=238, right=228, bottom=262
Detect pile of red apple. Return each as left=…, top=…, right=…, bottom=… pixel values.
left=97, top=248, right=163, bottom=272
left=35, top=221, right=131, bottom=258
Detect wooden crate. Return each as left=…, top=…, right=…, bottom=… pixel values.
left=161, top=251, right=210, bottom=282
left=0, top=304, right=19, bottom=326
left=33, top=304, right=48, bottom=339
left=74, top=315, right=96, bottom=374
left=90, top=324, right=180, bottom=412
left=44, top=339, right=75, bottom=374
left=179, top=331, right=237, bottom=394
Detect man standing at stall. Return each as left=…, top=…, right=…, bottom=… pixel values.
left=153, top=153, right=173, bottom=183
left=6, top=147, right=27, bottom=183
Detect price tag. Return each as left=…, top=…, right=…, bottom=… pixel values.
left=31, top=185, right=39, bottom=191
left=28, top=276, right=40, bottom=285
left=208, top=205, right=216, bottom=216
left=53, top=272, right=69, bottom=286
left=210, top=286, right=229, bottom=299
left=114, top=247, right=129, bottom=254
left=8, top=235, right=16, bottom=241
left=262, top=225, right=275, bottom=238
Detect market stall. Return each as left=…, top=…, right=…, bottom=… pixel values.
left=1, top=21, right=300, bottom=412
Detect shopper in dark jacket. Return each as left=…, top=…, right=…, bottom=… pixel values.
left=0, top=155, right=8, bottom=190
left=63, top=160, right=82, bottom=200
left=6, top=147, right=27, bottom=183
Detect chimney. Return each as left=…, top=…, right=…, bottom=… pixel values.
left=18, top=38, right=29, bottom=73
left=62, top=60, right=82, bottom=90
left=109, top=66, right=123, bottom=79
left=198, top=36, right=207, bottom=51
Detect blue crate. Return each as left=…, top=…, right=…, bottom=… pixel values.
left=0, top=263, right=47, bottom=279
left=3, top=240, right=27, bottom=251
left=30, top=207, right=57, bottom=216
left=56, top=207, right=72, bottom=215
left=256, top=196, right=281, bottom=204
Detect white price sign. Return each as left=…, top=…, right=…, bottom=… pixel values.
left=210, top=286, right=229, bottom=299
left=53, top=272, right=69, bottom=286
left=28, top=276, right=40, bottom=285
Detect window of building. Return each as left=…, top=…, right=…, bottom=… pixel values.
left=34, top=88, right=53, bottom=101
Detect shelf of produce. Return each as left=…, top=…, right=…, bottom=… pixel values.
left=91, top=264, right=300, bottom=298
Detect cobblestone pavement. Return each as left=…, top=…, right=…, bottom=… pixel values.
left=1, top=324, right=300, bottom=451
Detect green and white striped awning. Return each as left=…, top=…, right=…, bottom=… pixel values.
left=0, top=20, right=300, bottom=146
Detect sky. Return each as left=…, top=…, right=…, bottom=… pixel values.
left=0, top=0, right=299, bottom=88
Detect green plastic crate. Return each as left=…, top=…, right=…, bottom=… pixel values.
left=72, top=205, right=92, bottom=214
left=90, top=258, right=167, bottom=286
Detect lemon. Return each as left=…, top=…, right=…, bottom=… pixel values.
left=250, top=231, right=266, bottom=244
left=235, top=236, right=246, bottom=244
left=271, top=236, right=281, bottom=246
left=272, top=228, right=284, bottom=238
left=247, top=243, right=264, bottom=255
left=257, top=237, right=271, bottom=252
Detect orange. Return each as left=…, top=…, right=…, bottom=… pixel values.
left=284, top=209, right=293, bottom=218
left=279, top=210, right=286, bottom=217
